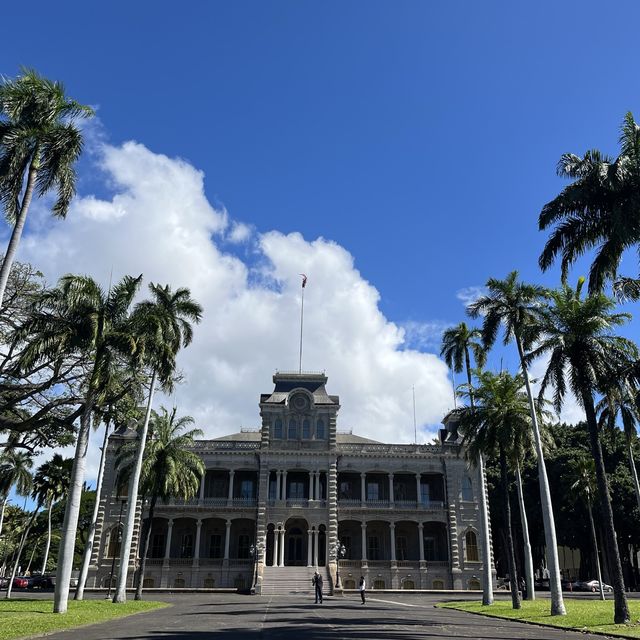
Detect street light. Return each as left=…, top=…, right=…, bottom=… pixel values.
left=106, top=498, right=125, bottom=599
left=331, top=539, right=347, bottom=588
left=249, top=541, right=265, bottom=590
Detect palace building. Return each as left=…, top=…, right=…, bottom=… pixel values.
left=88, top=371, right=490, bottom=593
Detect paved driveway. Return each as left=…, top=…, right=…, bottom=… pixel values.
left=41, top=593, right=614, bottom=640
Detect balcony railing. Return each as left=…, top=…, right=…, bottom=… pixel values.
left=286, top=498, right=309, bottom=508
left=162, top=497, right=257, bottom=509
left=337, top=499, right=446, bottom=510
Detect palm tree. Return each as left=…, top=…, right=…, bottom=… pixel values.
left=32, top=454, right=72, bottom=575
left=441, top=322, right=494, bottom=605
left=116, top=406, right=204, bottom=600
left=538, top=112, right=640, bottom=296
left=468, top=271, right=566, bottom=616
left=530, top=279, right=635, bottom=623
left=112, top=283, right=202, bottom=604
left=0, top=450, right=33, bottom=537
left=457, top=370, right=529, bottom=610
left=0, top=69, right=93, bottom=308
left=18, top=274, right=141, bottom=613
left=568, top=456, right=605, bottom=601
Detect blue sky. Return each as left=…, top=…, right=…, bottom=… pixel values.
left=2, top=2, right=640, bottom=473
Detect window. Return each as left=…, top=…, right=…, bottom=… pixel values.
left=180, top=533, right=193, bottom=558
left=339, top=481, right=352, bottom=499
left=420, top=483, right=430, bottom=504
left=341, top=535, right=352, bottom=559
left=343, top=578, right=356, bottom=589
left=288, top=419, right=298, bottom=440
left=424, top=536, right=436, bottom=561
left=174, top=577, right=186, bottom=588
left=469, top=578, right=481, bottom=590
left=203, top=577, right=216, bottom=588
left=367, top=482, right=379, bottom=501
left=289, top=481, right=305, bottom=499
left=465, top=530, right=479, bottom=562
left=367, top=535, right=380, bottom=560
left=151, top=533, right=165, bottom=558
left=302, top=419, right=311, bottom=439
left=238, top=534, right=250, bottom=559
left=240, top=479, right=254, bottom=500
left=273, top=419, right=283, bottom=439
left=269, top=479, right=277, bottom=500
left=316, top=419, right=325, bottom=439
left=107, top=525, right=122, bottom=558
left=402, top=579, right=415, bottom=589
left=212, top=477, right=227, bottom=498
left=373, top=579, right=386, bottom=589
left=143, top=577, right=155, bottom=588
left=432, top=579, right=445, bottom=589
left=209, top=534, right=222, bottom=558
left=461, top=476, right=474, bottom=501
left=396, top=535, right=408, bottom=561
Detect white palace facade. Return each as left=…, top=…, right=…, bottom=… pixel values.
left=88, top=371, right=491, bottom=593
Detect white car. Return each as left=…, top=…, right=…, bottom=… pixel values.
left=583, top=580, right=613, bottom=593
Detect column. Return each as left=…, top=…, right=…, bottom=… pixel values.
left=313, top=530, right=319, bottom=566
left=224, top=519, right=231, bottom=560
left=163, top=518, right=174, bottom=562
left=309, top=471, right=314, bottom=500
left=418, top=523, right=425, bottom=562
left=361, top=522, right=367, bottom=561
left=278, top=529, right=285, bottom=567
left=228, top=470, right=235, bottom=503
left=273, top=528, right=279, bottom=567
left=307, top=530, right=313, bottom=566
left=361, top=472, right=366, bottom=504
left=199, top=472, right=206, bottom=501
left=316, top=471, right=321, bottom=500
left=415, top=474, right=422, bottom=505
left=282, top=471, right=288, bottom=501
left=389, top=473, right=395, bottom=505
left=193, top=519, right=203, bottom=563
left=276, top=471, right=281, bottom=501
left=390, top=523, right=396, bottom=562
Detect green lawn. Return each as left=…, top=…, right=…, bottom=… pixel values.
left=0, top=598, right=169, bottom=640
left=439, top=599, right=640, bottom=638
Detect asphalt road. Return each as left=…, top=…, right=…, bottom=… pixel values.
left=26, top=592, right=624, bottom=640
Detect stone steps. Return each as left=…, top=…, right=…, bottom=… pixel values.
left=261, top=566, right=331, bottom=595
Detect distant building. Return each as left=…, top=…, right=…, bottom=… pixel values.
left=89, top=372, right=491, bottom=593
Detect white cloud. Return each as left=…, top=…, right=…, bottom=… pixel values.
left=18, top=140, right=455, bottom=480
left=400, top=320, right=451, bottom=350
left=456, top=285, right=486, bottom=307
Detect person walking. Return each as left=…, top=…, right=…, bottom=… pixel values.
left=359, top=575, right=366, bottom=604
left=312, top=570, right=323, bottom=604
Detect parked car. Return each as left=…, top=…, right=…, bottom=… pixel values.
left=583, top=579, right=613, bottom=593
left=28, top=575, right=55, bottom=589
left=0, top=577, right=9, bottom=588
left=12, top=576, right=29, bottom=589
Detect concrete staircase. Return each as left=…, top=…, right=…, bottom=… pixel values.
left=261, top=567, right=332, bottom=596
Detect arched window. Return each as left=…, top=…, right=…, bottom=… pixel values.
left=465, top=530, right=479, bottom=562
left=468, top=578, right=481, bottom=590
left=461, top=476, right=474, bottom=501
left=432, top=579, right=445, bottom=589
left=402, top=579, right=415, bottom=590
left=302, top=419, right=311, bottom=439
left=316, top=419, right=325, bottom=439
left=288, top=419, right=298, bottom=439
left=107, top=525, right=122, bottom=558
left=273, top=419, right=283, bottom=439
left=373, top=579, right=386, bottom=589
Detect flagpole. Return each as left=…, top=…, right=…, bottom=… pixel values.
left=412, top=385, right=417, bottom=444
left=451, top=369, right=457, bottom=409
left=299, top=274, right=307, bottom=374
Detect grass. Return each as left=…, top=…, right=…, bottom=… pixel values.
left=0, top=598, right=169, bottom=640
left=439, top=598, right=640, bottom=638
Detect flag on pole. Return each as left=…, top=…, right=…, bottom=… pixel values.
left=300, top=274, right=307, bottom=288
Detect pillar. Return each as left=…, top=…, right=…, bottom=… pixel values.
left=309, top=471, right=314, bottom=500
left=316, top=471, right=321, bottom=500
left=418, top=523, right=425, bottom=562
left=307, top=530, right=313, bottom=566
left=278, top=529, right=285, bottom=567
left=224, top=519, right=231, bottom=560
left=361, top=522, right=367, bottom=561
left=389, top=473, right=394, bottom=505
left=273, top=528, right=279, bottom=567
left=415, top=474, right=422, bottom=504
left=276, top=471, right=281, bottom=501
left=361, top=472, right=366, bottom=504
left=390, top=523, right=396, bottom=562
left=163, top=519, right=174, bottom=561
left=193, top=519, right=203, bottom=562
left=313, top=530, right=319, bottom=566
left=228, top=470, right=235, bottom=502
left=282, top=471, right=288, bottom=501
left=199, top=472, right=206, bottom=501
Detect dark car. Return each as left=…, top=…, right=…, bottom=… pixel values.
left=28, top=575, right=55, bottom=589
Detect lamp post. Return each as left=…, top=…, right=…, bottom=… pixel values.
left=332, top=540, right=347, bottom=588
left=106, top=498, right=125, bottom=599
left=249, top=541, right=264, bottom=590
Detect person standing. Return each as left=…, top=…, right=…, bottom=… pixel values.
left=359, top=575, right=366, bottom=604
left=313, top=570, right=323, bottom=604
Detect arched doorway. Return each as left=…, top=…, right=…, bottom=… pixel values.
left=284, top=517, right=308, bottom=566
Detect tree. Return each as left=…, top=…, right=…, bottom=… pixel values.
left=440, top=322, right=494, bottom=605
left=18, top=274, right=142, bottom=613
left=468, top=271, right=566, bottom=615
left=457, top=370, right=529, bottom=610
left=31, top=454, right=72, bottom=575
left=0, top=449, right=33, bottom=534
left=116, top=406, right=204, bottom=600
left=0, top=69, right=93, bottom=308
left=113, top=283, right=202, bottom=603
left=531, top=279, right=635, bottom=623
left=568, top=456, right=605, bottom=600
left=538, top=112, right=640, bottom=296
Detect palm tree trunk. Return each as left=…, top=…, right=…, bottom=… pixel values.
left=134, top=494, right=157, bottom=600
left=5, top=508, right=39, bottom=599
left=0, top=157, right=39, bottom=309
left=586, top=497, right=605, bottom=601
left=627, top=440, right=640, bottom=515
left=515, top=462, right=535, bottom=600
left=53, top=399, right=94, bottom=614
left=113, top=369, right=157, bottom=603
left=465, top=349, right=493, bottom=605
left=499, top=446, right=521, bottom=610
left=580, top=385, right=629, bottom=623
left=0, top=496, right=7, bottom=539
left=41, top=500, right=53, bottom=575
left=515, top=333, right=565, bottom=615
left=24, top=540, right=37, bottom=575
left=75, top=418, right=111, bottom=600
